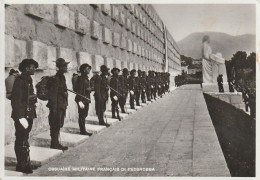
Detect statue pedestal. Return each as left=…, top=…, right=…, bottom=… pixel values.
left=202, top=82, right=229, bottom=92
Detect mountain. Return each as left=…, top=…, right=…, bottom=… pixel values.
left=177, top=32, right=256, bottom=60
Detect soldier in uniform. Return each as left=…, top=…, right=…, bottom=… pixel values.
left=150, top=71, right=156, bottom=100
left=167, top=72, right=170, bottom=92
left=128, top=69, right=136, bottom=109
left=94, top=65, right=110, bottom=126
left=135, top=70, right=142, bottom=106
left=110, top=68, right=122, bottom=120
left=75, top=63, right=92, bottom=136
left=119, top=68, right=129, bottom=113
left=140, top=71, right=147, bottom=103
left=146, top=71, right=152, bottom=101
left=11, top=59, right=38, bottom=174
left=47, top=58, right=69, bottom=151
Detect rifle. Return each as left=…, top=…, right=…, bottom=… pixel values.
left=67, top=89, right=91, bottom=102
left=107, top=85, right=123, bottom=97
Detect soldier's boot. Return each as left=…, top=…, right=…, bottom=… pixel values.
left=98, top=114, right=110, bottom=127
left=50, top=131, right=68, bottom=151
left=15, top=142, right=33, bottom=174
left=79, top=116, right=92, bottom=136
left=116, top=107, right=121, bottom=121
left=111, top=106, right=116, bottom=119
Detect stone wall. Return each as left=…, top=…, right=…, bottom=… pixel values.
left=5, top=4, right=181, bottom=144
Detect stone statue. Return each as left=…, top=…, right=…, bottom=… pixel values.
left=201, top=35, right=228, bottom=84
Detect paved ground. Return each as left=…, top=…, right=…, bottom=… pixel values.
left=32, top=84, right=230, bottom=177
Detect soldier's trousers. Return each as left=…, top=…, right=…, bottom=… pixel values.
left=129, top=93, right=135, bottom=109
left=95, top=96, right=106, bottom=124
left=151, top=88, right=157, bottom=99
left=14, top=118, right=33, bottom=169
left=111, top=97, right=120, bottom=118
left=141, top=90, right=146, bottom=103
left=135, top=90, right=141, bottom=106
left=119, top=93, right=127, bottom=113
left=77, top=102, right=89, bottom=133
left=48, top=109, right=66, bottom=139
left=146, top=89, right=151, bottom=101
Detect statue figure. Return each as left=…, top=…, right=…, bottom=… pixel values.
left=201, top=35, right=228, bottom=84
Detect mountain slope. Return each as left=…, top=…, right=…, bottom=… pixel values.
left=177, top=32, right=256, bottom=60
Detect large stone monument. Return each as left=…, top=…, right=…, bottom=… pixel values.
left=201, top=35, right=229, bottom=92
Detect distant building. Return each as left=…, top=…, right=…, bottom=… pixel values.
left=188, top=64, right=202, bottom=74
left=181, top=65, right=188, bottom=74
left=192, top=59, right=202, bottom=65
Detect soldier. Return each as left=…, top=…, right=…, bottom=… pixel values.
left=110, top=68, right=122, bottom=120
left=217, top=74, right=224, bottom=92
left=128, top=69, right=136, bottom=109
left=167, top=73, right=171, bottom=92
left=75, top=63, right=92, bottom=136
left=151, top=71, right=156, bottom=100
left=146, top=71, right=152, bottom=101
left=11, top=59, right=38, bottom=174
left=140, top=71, right=147, bottom=103
left=135, top=70, right=142, bottom=106
left=119, top=68, right=129, bottom=113
left=47, top=58, right=69, bottom=151
left=94, top=65, right=110, bottom=126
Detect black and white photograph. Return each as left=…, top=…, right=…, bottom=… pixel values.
left=1, top=0, right=258, bottom=178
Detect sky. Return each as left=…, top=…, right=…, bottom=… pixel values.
left=153, top=4, right=256, bottom=42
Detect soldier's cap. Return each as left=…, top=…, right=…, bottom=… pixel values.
left=79, top=63, right=92, bottom=72
left=18, top=58, right=39, bottom=72
left=122, top=68, right=129, bottom=73
left=54, top=58, right=70, bottom=68
left=100, top=65, right=110, bottom=72
left=138, top=69, right=142, bottom=73
left=130, top=69, right=136, bottom=74
left=111, top=67, right=120, bottom=74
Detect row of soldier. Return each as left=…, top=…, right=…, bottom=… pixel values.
left=6, top=58, right=171, bottom=174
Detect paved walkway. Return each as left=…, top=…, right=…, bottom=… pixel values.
left=32, top=84, right=230, bottom=177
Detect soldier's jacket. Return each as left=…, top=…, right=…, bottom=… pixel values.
left=150, top=76, right=156, bottom=89
left=135, top=76, right=141, bottom=91
left=110, top=75, right=121, bottom=97
left=47, top=72, right=68, bottom=110
left=11, top=73, right=37, bottom=120
left=156, top=76, right=161, bottom=88
left=94, top=74, right=109, bottom=101
left=146, top=76, right=151, bottom=91
left=119, top=75, right=129, bottom=95
left=128, top=76, right=136, bottom=91
left=140, top=76, right=146, bottom=91
left=75, top=75, right=91, bottom=104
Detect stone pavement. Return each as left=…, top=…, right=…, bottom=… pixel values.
left=27, top=84, right=230, bottom=177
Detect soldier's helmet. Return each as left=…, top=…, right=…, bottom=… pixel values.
left=111, top=67, right=120, bottom=74
left=100, top=65, right=110, bottom=72
left=130, top=69, right=136, bottom=75
left=122, top=68, right=129, bottom=75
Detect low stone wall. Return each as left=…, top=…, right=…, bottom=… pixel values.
left=5, top=4, right=181, bottom=145
left=205, top=92, right=244, bottom=110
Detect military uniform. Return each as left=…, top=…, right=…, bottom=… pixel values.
left=146, top=73, right=152, bottom=101
left=47, top=72, right=68, bottom=149
left=140, top=72, right=147, bottom=103
left=151, top=72, right=157, bottom=99
left=135, top=74, right=141, bottom=106
left=110, top=72, right=121, bottom=119
left=75, top=75, right=91, bottom=134
left=11, top=73, right=37, bottom=173
left=128, top=74, right=136, bottom=109
left=94, top=74, right=109, bottom=125
left=119, top=74, right=129, bottom=113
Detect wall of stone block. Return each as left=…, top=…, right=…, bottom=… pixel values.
left=5, top=4, right=181, bottom=144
